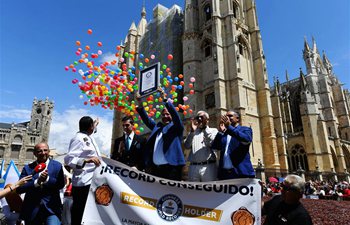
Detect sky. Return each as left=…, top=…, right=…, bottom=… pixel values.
left=1, top=0, right=349, bottom=156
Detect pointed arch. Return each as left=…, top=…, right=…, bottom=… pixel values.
left=231, top=0, right=241, bottom=19
left=236, top=35, right=251, bottom=58
left=330, top=146, right=338, bottom=168
left=201, top=38, right=212, bottom=58
left=341, top=145, right=350, bottom=168
left=287, top=144, right=309, bottom=171
left=203, top=3, right=212, bottom=22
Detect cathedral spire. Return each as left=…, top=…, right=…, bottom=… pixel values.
left=285, top=70, right=289, bottom=82
left=129, top=22, right=137, bottom=31
left=323, top=50, right=333, bottom=73
left=141, top=0, right=146, bottom=18
left=300, top=68, right=307, bottom=90
left=303, top=36, right=311, bottom=52
left=312, top=36, right=318, bottom=54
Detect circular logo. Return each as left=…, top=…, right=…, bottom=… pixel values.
left=95, top=184, right=114, bottom=206
left=145, top=71, right=152, bottom=78
left=231, top=207, right=255, bottom=225
left=156, top=194, right=183, bottom=222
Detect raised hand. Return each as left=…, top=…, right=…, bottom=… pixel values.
left=190, top=118, right=198, bottom=132
left=220, top=115, right=230, bottom=127
left=84, top=156, right=101, bottom=166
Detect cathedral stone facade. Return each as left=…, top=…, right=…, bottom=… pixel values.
left=0, top=98, right=53, bottom=170
left=112, top=0, right=350, bottom=181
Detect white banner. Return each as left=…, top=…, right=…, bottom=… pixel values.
left=82, top=157, right=261, bottom=225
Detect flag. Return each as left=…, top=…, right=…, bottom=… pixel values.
left=0, top=159, right=5, bottom=187
left=0, top=160, right=20, bottom=189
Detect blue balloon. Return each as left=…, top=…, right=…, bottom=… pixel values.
left=174, top=77, right=179, bottom=82
left=139, top=54, right=144, bottom=59
left=177, top=85, right=183, bottom=90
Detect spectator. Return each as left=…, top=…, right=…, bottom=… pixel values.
left=262, top=174, right=313, bottom=225
left=64, top=116, right=102, bottom=225
left=17, top=142, right=65, bottom=225
left=184, top=110, right=218, bottom=182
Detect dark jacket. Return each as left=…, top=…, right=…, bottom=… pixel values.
left=212, top=124, right=255, bottom=179
left=136, top=100, right=185, bottom=167
left=17, top=159, right=65, bottom=222
left=111, top=133, right=146, bottom=169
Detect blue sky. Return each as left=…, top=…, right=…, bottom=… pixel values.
left=1, top=0, right=349, bottom=155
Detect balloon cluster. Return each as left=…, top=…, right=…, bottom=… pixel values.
left=65, top=29, right=196, bottom=134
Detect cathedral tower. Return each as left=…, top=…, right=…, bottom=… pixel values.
left=183, top=0, right=279, bottom=170
left=29, top=97, right=54, bottom=142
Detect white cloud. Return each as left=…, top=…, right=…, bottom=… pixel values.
left=48, top=108, right=113, bottom=156
left=0, top=109, right=31, bottom=122
left=99, top=52, right=119, bottom=69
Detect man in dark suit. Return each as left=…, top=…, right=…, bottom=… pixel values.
left=212, top=111, right=255, bottom=180
left=111, top=116, right=146, bottom=170
left=17, top=142, right=65, bottom=225
left=136, top=88, right=185, bottom=181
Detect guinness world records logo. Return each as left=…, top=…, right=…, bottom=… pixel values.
left=156, top=194, right=183, bottom=222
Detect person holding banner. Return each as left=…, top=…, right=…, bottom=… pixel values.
left=111, top=116, right=146, bottom=170
left=184, top=110, right=218, bottom=182
left=262, top=174, right=313, bottom=225
left=136, top=88, right=185, bottom=181
left=16, top=142, right=65, bottom=225
left=64, top=116, right=101, bottom=225
left=212, top=111, right=255, bottom=180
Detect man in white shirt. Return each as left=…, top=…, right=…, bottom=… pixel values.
left=184, top=111, right=218, bottom=182
left=64, top=116, right=101, bottom=225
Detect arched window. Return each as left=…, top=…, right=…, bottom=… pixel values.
left=342, top=145, right=350, bottom=168
left=330, top=146, right=338, bottom=168
left=202, top=39, right=212, bottom=58
left=287, top=144, right=309, bottom=171
left=232, top=1, right=240, bottom=19
left=237, top=36, right=248, bottom=58
left=35, top=120, right=39, bottom=130
left=204, top=4, right=211, bottom=22
left=26, top=148, right=35, bottom=160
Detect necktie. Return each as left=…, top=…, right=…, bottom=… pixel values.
left=126, top=136, right=131, bottom=151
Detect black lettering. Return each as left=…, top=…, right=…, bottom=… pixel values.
left=203, top=184, right=212, bottom=192
left=228, top=185, right=238, bottom=195
left=129, top=171, right=138, bottom=179
left=138, top=172, right=146, bottom=181
left=159, top=179, right=167, bottom=185
left=147, top=175, right=155, bottom=183
left=239, top=186, right=249, bottom=195
left=195, top=184, right=203, bottom=191
left=187, top=183, right=194, bottom=190
left=168, top=181, right=177, bottom=187
left=213, top=184, right=223, bottom=193
left=113, top=166, right=121, bottom=175
left=121, top=168, right=129, bottom=177
left=100, top=166, right=104, bottom=175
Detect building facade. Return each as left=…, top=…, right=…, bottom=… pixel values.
left=0, top=98, right=54, bottom=170
left=271, top=38, right=350, bottom=181
left=111, top=0, right=350, bottom=181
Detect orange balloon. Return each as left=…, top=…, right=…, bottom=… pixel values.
left=87, top=29, right=93, bottom=34
left=97, top=42, right=102, bottom=47
left=85, top=45, right=90, bottom=51
left=76, top=41, right=81, bottom=46
left=178, top=74, right=183, bottom=79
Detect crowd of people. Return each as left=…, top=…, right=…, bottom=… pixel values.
left=1, top=89, right=340, bottom=225
left=262, top=178, right=350, bottom=200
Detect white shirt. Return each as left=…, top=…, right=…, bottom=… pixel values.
left=223, top=134, right=234, bottom=169
left=34, top=158, right=50, bottom=187
left=153, top=131, right=168, bottom=165
left=125, top=131, right=135, bottom=150
left=184, top=127, right=218, bottom=163
left=64, top=132, right=101, bottom=187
